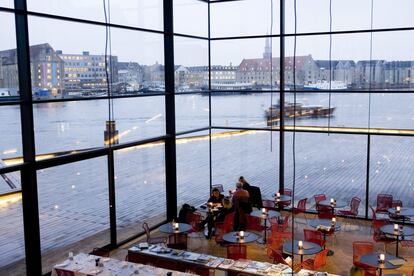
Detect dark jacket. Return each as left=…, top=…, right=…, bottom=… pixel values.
left=216, top=206, right=234, bottom=223
left=177, top=204, right=196, bottom=223
left=207, top=194, right=224, bottom=204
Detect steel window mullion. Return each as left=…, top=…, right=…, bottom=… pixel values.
left=163, top=0, right=177, bottom=221
left=279, top=0, right=286, bottom=193
left=14, top=0, right=42, bottom=274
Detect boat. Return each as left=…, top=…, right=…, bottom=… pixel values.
left=265, top=100, right=335, bottom=126
left=0, top=88, right=20, bottom=101
left=303, top=81, right=348, bottom=91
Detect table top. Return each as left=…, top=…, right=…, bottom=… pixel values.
left=283, top=240, right=322, bottom=256
left=380, top=224, right=414, bottom=237
left=388, top=207, right=414, bottom=217
left=52, top=253, right=193, bottom=276
left=159, top=222, right=192, bottom=234
left=272, top=194, right=292, bottom=202
left=250, top=210, right=280, bottom=219
left=222, top=231, right=259, bottom=244
left=308, top=219, right=342, bottom=232
left=359, top=253, right=405, bottom=270
left=318, top=199, right=348, bottom=209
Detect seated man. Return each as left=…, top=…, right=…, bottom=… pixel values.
left=207, top=188, right=225, bottom=205
left=201, top=188, right=225, bottom=239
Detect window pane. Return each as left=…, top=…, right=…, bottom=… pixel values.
left=212, top=93, right=279, bottom=129
left=174, top=0, right=207, bottom=37
left=285, top=133, right=367, bottom=216
left=212, top=129, right=279, bottom=197
left=27, top=0, right=163, bottom=31
left=174, top=37, right=208, bottom=92
left=0, top=12, right=19, bottom=101
left=0, top=178, right=25, bottom=275
left=373, top=0, right=414, bottom=29
left=175, top=93, right=209, bottom=133
left=33, top=100, right=108, bottom=156
left=0, top=106, right=22, bottom=166
left=369, top=136, right=414, bottom=215
left=113, top=96, right=166, bottom=144
left=211, top=38, right=280, bottom=91
left=177, top=131, right=210, bottom=207
left=211, top=0, right=280, bottom=38
left=115, top=142, right=166, bottom=242
left=37, top=157, right=109, bottom=274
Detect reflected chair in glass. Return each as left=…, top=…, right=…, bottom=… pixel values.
left=142, top=222, right=167, bottom=244
left=352, top=241, right=376, bottom=276
left=376, top=194, right=393, bottom=214
left=304, top=229, right=326, bottom=248
left=317, top=204, right=335, bottom=220
left=167, top=233, right=188, bottom=250
left=55, top=269, right=75, bottom=276
left=300, top=249, right=329, bottom=270
left=288, top=197, right=308, bottom=224
left=90, top=247, right=110, bottom=257
left=212, top=184, right=224, bottom=193
left=314, top=194, right=327, bottom=209
left=338, top=196, right=361, bottom=230
left=227, top=244, right=247, bottom=260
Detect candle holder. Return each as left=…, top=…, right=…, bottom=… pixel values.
left=394, top=224, right=399, bottom=232
left=396, top=206, right=401, bottom=213
left=262, top=208, right=267, bottom=215
left=276, top=192, right=281, bottom=198
left=331, top=217, right=336, bottom=227
left=298, top=240, right=303, bottom=250
left=378, top=254, right=385, bottom=264
left=330, top=198, right=336, bottom=207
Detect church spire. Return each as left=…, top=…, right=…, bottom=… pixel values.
left=263, top=33, right=272, bottom=59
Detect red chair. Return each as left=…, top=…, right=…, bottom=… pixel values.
left=270, top=214, right=290, bottom=232
left=167, top=233, right=188, bottom=250
left=314, top=194, right=326, bottom=207
left=353, top=241, right=376, bottom=276
left=224, top=212, right=235, bottom=230
left=317, top=204, right=335, bottom=220
left=267, top=247, right=290, bottom=265
left=300, top=249, right=329, bottom=270
left=282, top=188, right=292, bottom=196
left=142, top=222, right=166, bottom=244
left=227, top=244, right=247, bottom=260
left=212, top=184, right=224, bottom=193
left=214, top=223, right=229, bottom=246
left=289, top=198, right=308, bottom=223
left=369, top=206, right=394, bottom=245
left=338, top=197, right=361, bottom=218
left=304, top=229, right=326, bottom=248
left=186, top=212, right=204, bottom=232
left=246, top=215, right=264, bottom=231
left=267, top=235, right=284, bottom=252
left=90, top=247, right=110, bottom=257
left=55, top=269, right=75, bottom=276
left=270, top=224, right=293, bottom=239
left=376, top=194, right=393, bottom=214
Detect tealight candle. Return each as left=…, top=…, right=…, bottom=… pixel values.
left=262, top=208, right=267, bottom=214
left=276, top=192, right=281, bottom=198
left=394, top=224, right=399, bottom=231
left=239, top=231, right=245, bottom=238
left=298, top=240, right=303, bottom=249
left=396, top=206, right=401, bottom=212
left=331, top=217, right=336, bottom=225
left=174, top=222, right=179, bottom=230
left=379, top=254, right=385, bottom=263
left=330, top=198, right=335, bottom=204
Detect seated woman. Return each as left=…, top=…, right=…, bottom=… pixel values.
left=216, top=197, right=234, bottom=223
left=207, top=188, right=225, bottom=206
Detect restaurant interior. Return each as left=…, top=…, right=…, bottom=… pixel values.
left=1, top=0, right=414, bottom=275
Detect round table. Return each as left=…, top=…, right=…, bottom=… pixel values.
left=360, top=253, right=405, bottom=276
left=318, top=199, right=348, bottom=209
left=308, top=219, right=341, bottom=256
left=283, top=240, right=322, bottom=265
left=380, top=224, right=414, bottom=257
left=388, top=207, right=414, bottom=225
left=159, top=222, right=192, bottom=234
left=222, top=231, right=259, bottom=244
left=250, top=210, right=281, bottom=244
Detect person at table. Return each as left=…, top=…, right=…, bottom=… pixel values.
left=216, top=197, right=234, bottom=223
left=207, top=188, right=224, bottom=205
left=232, top=182, right=252, bottom=230
left=239, top=176, right=251, bottom=191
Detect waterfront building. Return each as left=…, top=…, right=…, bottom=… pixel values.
left=383, top=61, right=413, bottom=89
left=57, top=50, right=118, bottom=92
left=355, top=60, right=386, bottom=89
left=117, top=61, right=143, bottom=91
left=0, top=43, right=64, bottom=95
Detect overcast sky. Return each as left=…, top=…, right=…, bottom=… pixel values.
left=1, top=0, right=414, bottom=66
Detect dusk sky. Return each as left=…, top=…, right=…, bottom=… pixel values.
left=1, top=0, right=414, bottom=66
